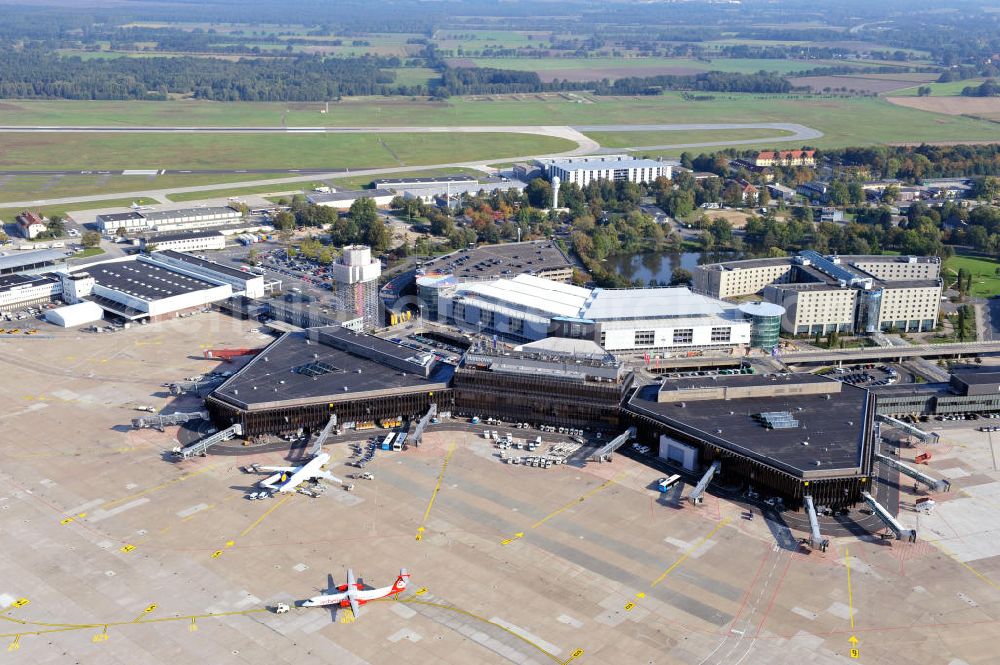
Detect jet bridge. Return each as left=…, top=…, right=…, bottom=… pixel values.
left=589, top=427, right=636, bottom=462
left=802, top=495, right=830, bottom=552
left=172, top=423, right=243, bottom=460
left=876, top=414, right=940, bottom=444
left=168, top=377, right=226, bottom=396
left=132, top=410, right=210, bottom=430
left=861, top=491, right=916, bottom=542
left=410, top=403, right=437, bottom=447
left=689, top=460, right=722, bottom=506
left=309, top=415, right=338, bottom=457
left=875, top=452, right=951, bottom=492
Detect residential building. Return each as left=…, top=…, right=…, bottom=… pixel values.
left=15, top=211, right=46, bottom=239
left=753, top=150, right=816, bottom=167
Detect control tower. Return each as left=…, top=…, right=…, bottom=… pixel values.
left=331, top=245, right=382, bottom=330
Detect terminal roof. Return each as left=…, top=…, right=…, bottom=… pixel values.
left=628, top=373, right=872, bottom=477
left=158, top=250, right=253, bottom=280
left=87, top=260, right=218, bottom=301
left=212, top=330, right=455, bottom=410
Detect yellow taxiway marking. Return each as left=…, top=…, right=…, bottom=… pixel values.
left=503, top=472, right=626, bottom=545
left=651, top=518, right=730, bottom=589
left=415, top=443, right=456, bottom=541
left=101, top=464, right=219, bottom=511
left=239, top=492, right=295, bottom=539
left=339, top=609, right=356, bottom=624
left=930, top=539, right=1000, bottom=592
left=0, top=606, right=268, bottom=638
left=845, top=547, right=859, bottom=658
left=7, top=635, right=19, bottom=652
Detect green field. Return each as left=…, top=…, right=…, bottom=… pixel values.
left=0, top=132, right=573, bottom=202
left=0, top=132, right=574, bottom=172
left=465, top=56, right=822, bottom=76
left=944, top=254, right=1000, bottom=298
left=585, top=128, right=794, bottom=149
left=891, top=79, right=987, bottom=97
left=390, top=67, right=440, bottom=87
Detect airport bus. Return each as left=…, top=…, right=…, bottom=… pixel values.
left=657, top=474, right=682, bottom=493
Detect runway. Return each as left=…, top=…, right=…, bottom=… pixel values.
left=0, top=122, right=823, bottom=209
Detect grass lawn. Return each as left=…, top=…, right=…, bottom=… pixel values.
left=0, top=132, right=573, bottom=171
left=890, top=79, right=986, bottom=97
left=0, top=197, right=157, bottom=222
left=73, top=247, right=105, bottom=258
left=391, top=67, right=440, bottom=87
left=1, top=94, right=997, bottom=149
left=585, top=127, right=794, bottom=149
left=943, top=254, right=1000, bottom=298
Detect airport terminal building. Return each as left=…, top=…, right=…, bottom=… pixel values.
left=625, top=372, right=876, bottom=508
left=437, top=274, right=752, bottom=354
left=207, top=326, right=455, bottom=437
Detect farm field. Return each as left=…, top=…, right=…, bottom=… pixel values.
left=455, top=56, right=832, bottom=81
left=884, top=95, right=1000, bottom=122
left=891, top=79, right=988, bottom=97
left=787, top=72, right=939, bottom=95
left=944, top=254, right=1000, bottom=298
left=584, top=127, right=794, bottom=149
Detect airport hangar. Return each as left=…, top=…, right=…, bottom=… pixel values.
left=206, top=323, right=873, bottom=508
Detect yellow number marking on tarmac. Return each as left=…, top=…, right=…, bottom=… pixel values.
left=11, top=599, right=29, bottom=609
left=501, top=472, right=626, bottom=545
left=845, top=548, right=858, bottom=657
left=623, top=602, right=636, bottom=612
left=650, top=518, right=730, bottom=589
left=339, top=609, right=356, bottom=624
left=564, top=648, right=585, bottom=664
left=60, top=517, right=75, bottom=526
left=414, top=587, right=428, bottom=596
left=92, top=627, right=109, bottom=643
left=210, top=550, right=224, bottom=559
left=189, top=618, right=198, bottom=632
left=414, top=443, right=456, bottom=541
left=119, top=544, right=136, bottom=554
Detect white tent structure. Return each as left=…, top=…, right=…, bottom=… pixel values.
left=45, top=301, right=104, bottom=327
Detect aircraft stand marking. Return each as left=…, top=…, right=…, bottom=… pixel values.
left=415, top=443, right=456, bottom=541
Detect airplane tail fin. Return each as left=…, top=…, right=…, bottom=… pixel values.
left=390, top=568, right=409, bottom=595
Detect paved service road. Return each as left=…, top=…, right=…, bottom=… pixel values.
left=0, top=122, right=823, bottom=209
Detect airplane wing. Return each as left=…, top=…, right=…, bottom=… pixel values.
left=258, top=465, right=299, bottom=473
left=349, top=594, right=361, bottom=619
left=347, top=568, right=356, bottom=589
left=327, top=573, right=336, bottom=594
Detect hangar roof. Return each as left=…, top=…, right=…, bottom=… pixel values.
left=87, top=260, right=218, bottom=301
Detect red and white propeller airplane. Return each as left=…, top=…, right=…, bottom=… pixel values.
left=301, top=568, right=409, bottom=618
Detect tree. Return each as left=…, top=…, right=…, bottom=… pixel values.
left=669, top=267, right=693, bottom=286
left=348, top=197, right=378, bottom=230
left=273, top=211, right=296, bottom=231
left=525, top=178, right=552, bottom=208
left=46, top=215, right=66, bottom=238
left=81, top=230, right=101, bottom=247
left=882, top=184, right=899, bottom=204
left=246, top=246, right=260, bottom=265
left=0, top=231, right=10, bottom=245
left=365, top=216, right=391, bottom=253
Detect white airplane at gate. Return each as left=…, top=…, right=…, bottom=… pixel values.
left=257, top=452, right=341, bottom=493
left=302, top=568, right=409, bottom=618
